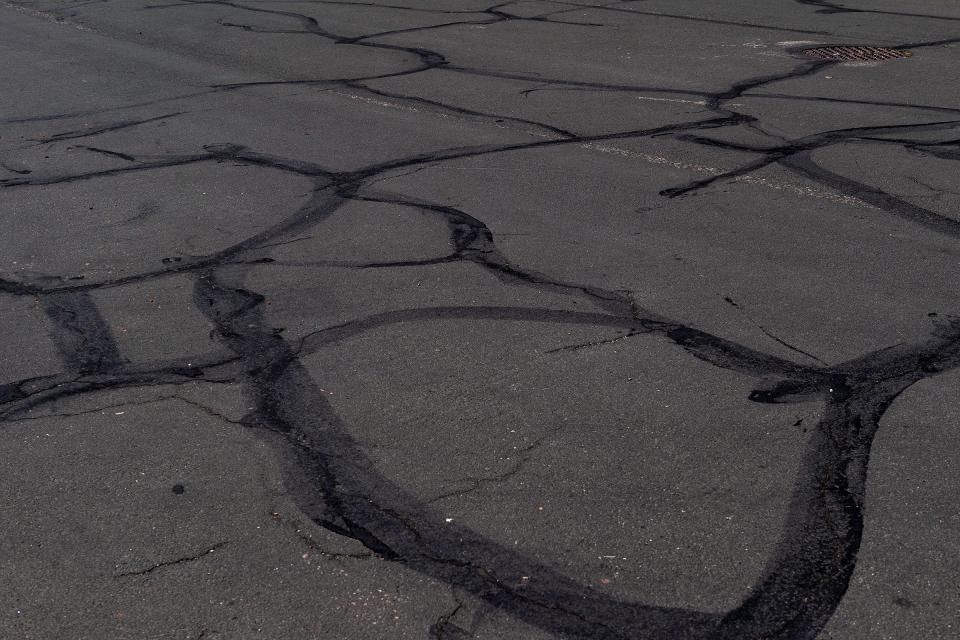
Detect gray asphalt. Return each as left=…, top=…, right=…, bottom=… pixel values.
left=1, top=1, right=958, bottom=639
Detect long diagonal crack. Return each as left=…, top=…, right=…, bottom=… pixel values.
left=114, top=541, right=231, bottom=578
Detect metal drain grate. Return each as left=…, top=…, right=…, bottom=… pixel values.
left=802, top=46, right=912, bottom=61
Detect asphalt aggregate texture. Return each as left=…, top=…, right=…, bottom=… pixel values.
left=1, top=1, right=959, bottom=639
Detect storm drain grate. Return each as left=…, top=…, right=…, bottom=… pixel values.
left=802, top=46, right=912, bottom=61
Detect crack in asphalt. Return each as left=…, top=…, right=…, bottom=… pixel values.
left=114, top=541, right=231, bottom=578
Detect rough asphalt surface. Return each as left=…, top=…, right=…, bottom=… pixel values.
left=1, top=1, right=959, bottom=639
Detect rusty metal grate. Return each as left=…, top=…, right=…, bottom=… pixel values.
left=802, top=46, right=912, bottom=61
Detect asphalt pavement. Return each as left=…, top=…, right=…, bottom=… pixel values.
left=1, top=1, right=959, bottom=639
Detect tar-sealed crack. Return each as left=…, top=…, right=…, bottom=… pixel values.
left=1, top=1, right=959, bottom=639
